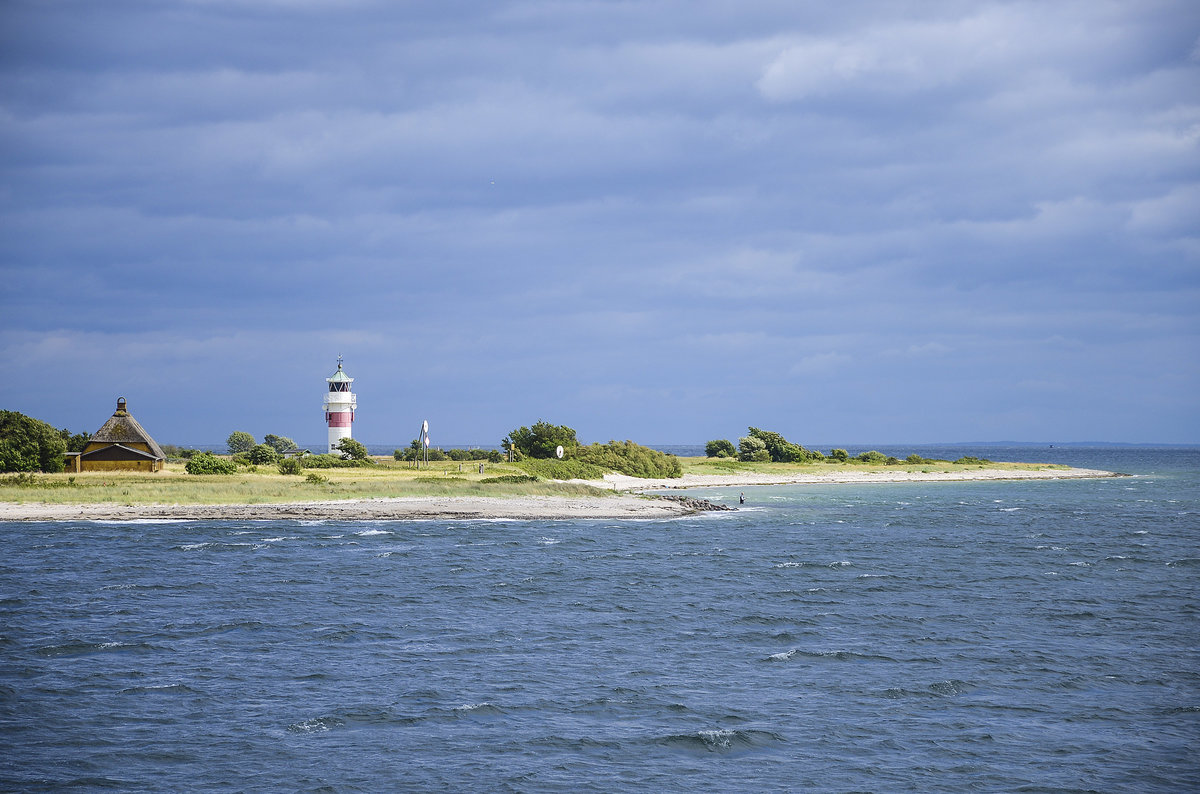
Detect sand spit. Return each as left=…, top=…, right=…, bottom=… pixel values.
left=585, top=466, right=1125, bottom=493
left=0, top=494, right=693, bottom=522
left=0, top=467, right=1122, bottom=522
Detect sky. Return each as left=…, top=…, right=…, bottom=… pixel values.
left=1, top=0, right=1198, bottom=448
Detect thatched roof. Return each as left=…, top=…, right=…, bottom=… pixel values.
left=91, top=398, right=166, bottom=460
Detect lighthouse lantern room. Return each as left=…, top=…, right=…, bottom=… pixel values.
left=323, top=356, right=357, bottom=453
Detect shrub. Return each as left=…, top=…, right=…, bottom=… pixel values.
left=515, top=458, right=605, bottom=480
left=575, top=440, right=683, bottom=478
left=305, top=472, right=329, bottom=484
left=0, top=410, right=66, bottom=473
left=481, top=474, right=539, bottom=484
left=277, top=457, right=303, bottom=475
left=448, top=448, right=472, bottom=461
left=953, top=456, right=992, bottom=465
left=856, top=450, right=888, bottom=464
left=885, top=456, right=901, bottom=465
left=705, top=439, right=737, bottom=458
left=247, top=444, right=279, bottom=465
left=300, top=453, right=372, bottom=469
left=502, top=421, right=579, bottom=459
left=828, top=448, right=849, bottom=462
left=185, top=452, right=237, bottom=475
left=395, top=442, right=449, bottom=462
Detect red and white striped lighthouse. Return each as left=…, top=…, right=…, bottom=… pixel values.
left=323, top=356, right=356, bottom=453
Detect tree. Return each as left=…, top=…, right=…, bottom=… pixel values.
left=335, top=437, right=370, bottom=461
left=705, top=439, right=737, bottom=458
left=247, top=444, right=279, bottom=465
left=263, top=434, right=297, bottom=454
left=747, top=427, right=808, bottom=463
left=185, top=451, right=237, bottom=474
left=738, top=436, right=771, bottom=462
left=0, top=411, right=66, bottom=473
left=503, top=421, right=579, bottom=459
left=59, top=428, right=91, bottom=453
left=227, top=431, right=255, bottom=454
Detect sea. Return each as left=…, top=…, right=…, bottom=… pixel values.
left=1, top=446, right=1196, bottom=792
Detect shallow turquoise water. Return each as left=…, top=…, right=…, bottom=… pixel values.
left=1, top=447, right=1197, bottom=791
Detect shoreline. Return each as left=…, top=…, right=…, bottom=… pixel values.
left=0, top=466, right=1123, bottom=522
left=589, top=465, right=1126, bottom=493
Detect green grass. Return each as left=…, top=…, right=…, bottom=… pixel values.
left=0, top=460, right=611, bottom=505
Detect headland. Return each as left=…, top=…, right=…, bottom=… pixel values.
left=0, top=464, right=1122, bottom=521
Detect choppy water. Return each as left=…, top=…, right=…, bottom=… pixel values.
left=2, top=447, right=1197, bottom=792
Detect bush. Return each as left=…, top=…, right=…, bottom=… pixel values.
left=0, top=410, right=66, bottom=473
left=185, top=452, right=237, bottom=475
left=305, top=472, right=329, bottom=484
left=277, top=457, right=303, bottom=475
left=515, top=458, right=606, bottom=480
left=953, top=456, right=992, bottom=465
left=300, top=454, right=372, bottom=469
left=481, top=474, right=539, bottom=484
left=247, top=444, right=279, bottom=465
left=856, top=450, right=888, bottom=464
left=503, top=421, right=579, bottom=459
left=575, top=440, right=683, bottom=478
left=395, top=441, right=450, bottom=462
left=705, top=439, right=737, bottom=458
left=828, top=448, right=849, bottom=462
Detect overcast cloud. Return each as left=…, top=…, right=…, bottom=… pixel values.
left=1, top=0, right=1197, bottom=446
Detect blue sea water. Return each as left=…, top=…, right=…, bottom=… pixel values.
left=1, top=447, right=1197, bottom=792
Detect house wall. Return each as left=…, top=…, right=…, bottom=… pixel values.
left=79, top=458, right=161, bottom=473
left=78, top=443, right=163, bottom=472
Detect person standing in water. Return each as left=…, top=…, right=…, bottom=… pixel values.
left=739, top=493, right=745, bottom=505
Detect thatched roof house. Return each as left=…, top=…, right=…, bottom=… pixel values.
left=65, top=397, right=166, bottom=472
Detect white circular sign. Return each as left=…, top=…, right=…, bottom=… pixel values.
left=422, top=420, right=429, bottom=433
left=556, top=445, right=564, bottom=459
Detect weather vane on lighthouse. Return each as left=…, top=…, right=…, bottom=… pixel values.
left=323, top=355, right=356, bottom=453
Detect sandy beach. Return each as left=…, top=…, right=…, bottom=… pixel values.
left=0, top=466, right=1121, bottom=521
left=590, top=465, right=1124, bottom=493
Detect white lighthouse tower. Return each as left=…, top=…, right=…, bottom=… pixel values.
left=323, top=356, right=357, bottom=453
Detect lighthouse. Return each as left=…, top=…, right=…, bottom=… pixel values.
left=323, top=356, right=356, bottom=453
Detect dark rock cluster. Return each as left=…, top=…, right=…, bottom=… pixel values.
left=655, top=494, right=734, bottom=512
